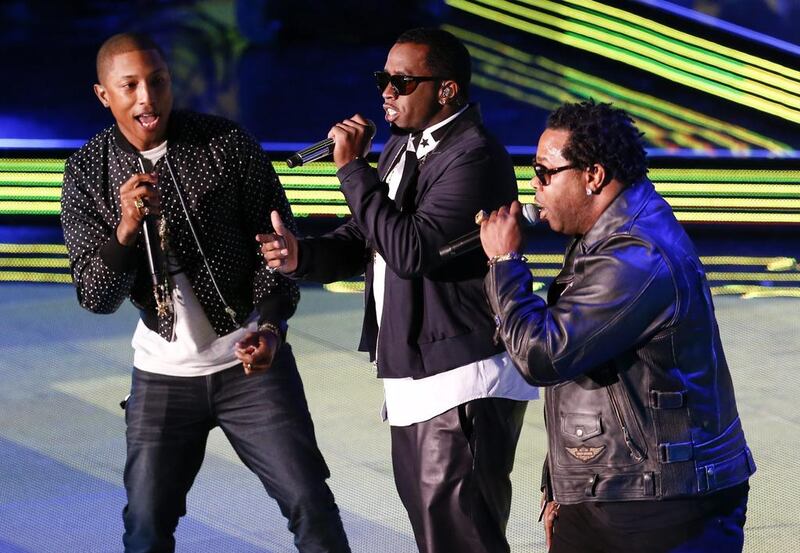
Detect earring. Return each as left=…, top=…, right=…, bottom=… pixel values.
left=586, top=188, right=593, bottom=195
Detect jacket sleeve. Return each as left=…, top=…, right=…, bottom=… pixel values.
left=235, top=129, right=300, bottom=326
left=292, top=218, right=371, bottom=283
left=485, top=235, right=677, bottom=385
left=336, top=146, right=508, bottom=279
left=60, top=160, right=139, bottom=314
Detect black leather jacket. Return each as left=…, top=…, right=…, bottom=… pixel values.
left=485, top=179, right=755, bottom=503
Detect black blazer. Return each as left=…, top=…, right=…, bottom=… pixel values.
left=294, top=104, right=517, bottom=379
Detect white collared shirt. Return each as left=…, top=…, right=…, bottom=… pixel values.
left=374, top=109, right=539, bottom=427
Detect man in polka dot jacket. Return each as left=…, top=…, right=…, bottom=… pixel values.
left=60, top=33, right=350, bottom=553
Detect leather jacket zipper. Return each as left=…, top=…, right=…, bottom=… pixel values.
left=607, top=386, right=645, bottom=462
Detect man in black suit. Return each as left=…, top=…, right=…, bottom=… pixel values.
left=260, top=28, right=538, bottom=553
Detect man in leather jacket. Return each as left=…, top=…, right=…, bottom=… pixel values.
left=479, top=101, right=754, bottom=553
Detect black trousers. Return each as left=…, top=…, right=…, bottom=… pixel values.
left=390, top=397, right=528, bottom=553
left=550, top=483, right=749, bottom=553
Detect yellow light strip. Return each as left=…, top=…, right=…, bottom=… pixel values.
left=471, top=73, right=560, bottom=111
left=492, top=0, right=800, bottom=106
left=530, top=268, right=561, bottom=277
left=702, top=256, right=797, bottom=269
left=0, top=272, right=72, bottom=284
left=0, top=244, right=68, bottom=254
left=291, top=205, right=352, bottom=217
left=0, top=258, right=70, bottom=268
left=710, top=285, right=800, bottom=298
left=534, top=0, right=800, bottom=100
left=475, top=58, right=720, bottom=150
left=560, top=0, right=800, bottom=85
left=0, top=187, right=62, bottom=199
left=462, top=35, right=784, bottom=150
left=666, top=197, right=800, bottom=209
left=0, top=201, right=61, bottom=214
left=0, top=159, right=65, bottom=172
left=0, top=173, right=63, bottom=184
left=279, top=176, right=342, bottom=187
left=676, top=212, right=800, bottom=223
left=446, top=0, right=800, bottom=122
left=705, top=272, right=800, bottom=282
left=285, top=190, right=346, bottom=202
left=323, top=281, right=365, bottom=294
left=649, top=169, right=800, bottom=182
left=654, top=183, right=800, bottom=197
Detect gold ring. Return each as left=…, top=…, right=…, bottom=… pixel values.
left=474, top=209, right=489, bottom=225
left=244, top=362, right=252, bottom=371
left=134, top=198, right=145, bottom=209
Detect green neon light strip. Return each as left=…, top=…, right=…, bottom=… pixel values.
left=0, top=187, right=62, bottom=200
left=474, top=64, right=718, bottom=150
left=654, top=183, right=800, bottom=198
left=676, top=212, right=800, bottom=223
left=540, top=0, right=800, bottom=98
left=475, top=0, right=800, bottom=106
left=0, top=272, right=72, bottom=284
left=0, top=174, right=63, bottom=185
left=0, top=244, right=68, bottom=254
left=445, top=0, right=800, bottom=123
left=0, top=258, right=70, bottom=268
left=560, top=0, right=800, bottom=87
left=0, top=201, right=61, bottom=215
left=464, top=0, right=799, bottom=108
left=667, top=198, right=800, bottom=209
left=448, top=26, right=790, bottom=151
left=0, top=160, right=65, bottom=172
left=649, top=169, right=800, bottom=182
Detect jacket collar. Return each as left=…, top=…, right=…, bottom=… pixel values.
left=387, top=103, right=482, bottom=159
left=580, top=178, right=656, bottom=250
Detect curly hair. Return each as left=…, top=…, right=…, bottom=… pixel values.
left=396, top=27, right=471, bottom=100
left=547, top=100, right=648, bottom=186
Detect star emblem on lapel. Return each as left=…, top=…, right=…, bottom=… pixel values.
left=420, top=138, right=429, bottom=148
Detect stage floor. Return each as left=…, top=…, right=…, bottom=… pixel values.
left=0, top=283, right=797, bottom=552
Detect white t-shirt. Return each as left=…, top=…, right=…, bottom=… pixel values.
left=130, top=141, right=258, bottom=377
left=374, top=110, right=539, bottom=427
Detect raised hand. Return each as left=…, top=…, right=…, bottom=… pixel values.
left=256, top=210, right=298, bottom=273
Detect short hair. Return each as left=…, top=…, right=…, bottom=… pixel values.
left=396, top=27, right=471, bottom=100
left=547, top=100, right=648, bottom=186
left=96, top=32, right=166, bottom=83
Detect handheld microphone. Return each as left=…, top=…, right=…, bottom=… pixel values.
left=438, top=203, right=540, bottom=259
left=286, top=119, right=376, bottom=168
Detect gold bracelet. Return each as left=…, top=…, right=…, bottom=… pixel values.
left=487, top=252, right=526, bottom=266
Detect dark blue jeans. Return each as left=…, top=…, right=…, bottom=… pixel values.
left=122, top=344, right=350, bottom=553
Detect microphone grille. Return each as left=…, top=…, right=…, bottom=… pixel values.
left=522, top=203, right=540, bottom=225
left=366, top=119, right=377, bottom=139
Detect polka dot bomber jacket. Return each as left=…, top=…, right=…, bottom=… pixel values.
left=60, top=110, right=300, bottom=340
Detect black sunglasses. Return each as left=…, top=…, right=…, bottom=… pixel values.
left=533, top=163, right=577, bottom=185
left=374, top=71, right=442, bottom=96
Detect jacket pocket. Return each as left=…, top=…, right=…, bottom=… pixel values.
left=561, top=412, right=603, bottom=441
